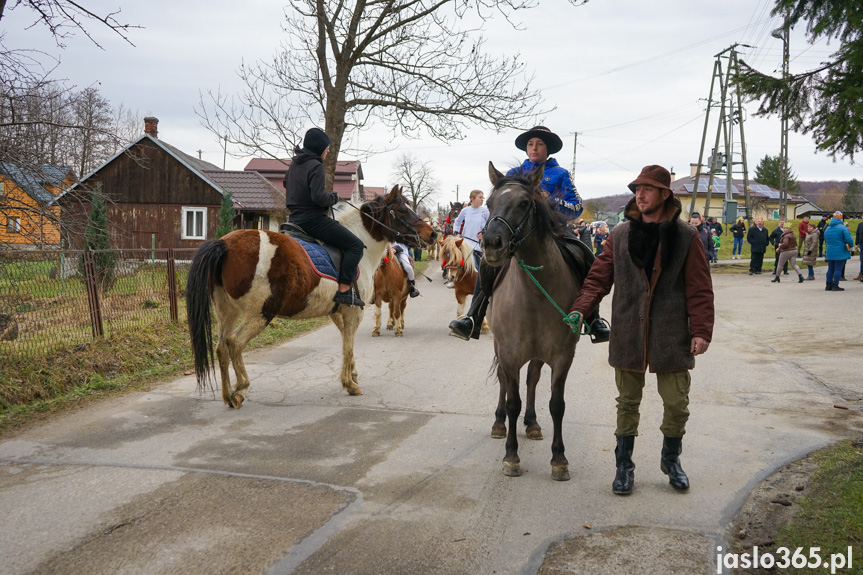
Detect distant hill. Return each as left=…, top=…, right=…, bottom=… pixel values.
left=797, top=181, right=848, bottom=202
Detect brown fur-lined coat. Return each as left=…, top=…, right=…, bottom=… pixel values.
left=571, top=196, right=714, bottom=373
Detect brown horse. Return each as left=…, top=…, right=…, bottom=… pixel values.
left=187, top=186, right=435, bottom=408
left=425, top=224, right=443, bottom=260
left=482, top=163, right=581, bottom=481
left=441, top=235, right=490, bottom=335
left=372, top=245, right=410, bottom=337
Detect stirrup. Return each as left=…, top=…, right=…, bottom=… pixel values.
left=587, top=317, right=610, bottom=344
left=448, top=316, right=474, bottom=341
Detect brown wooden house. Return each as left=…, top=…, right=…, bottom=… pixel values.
left=55, top=118, right=286, bottom=250
left=0, top=162, right=75, bottom=249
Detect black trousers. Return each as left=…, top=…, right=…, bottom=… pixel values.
left=750, top=251, right=765, bottom=272
left=291, top=214, right=365, bottom=285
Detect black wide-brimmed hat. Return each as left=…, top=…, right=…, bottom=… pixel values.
left=514, top=126, right=563, bottom=155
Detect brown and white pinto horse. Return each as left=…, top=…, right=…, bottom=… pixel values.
left=441, top=234, right=490, bottom=335
left=187, top=186, right=435, bottom=408
left=372, top=245, right=410, bottom=337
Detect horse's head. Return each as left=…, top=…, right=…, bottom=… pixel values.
left=361, top=185, right=437, bottom=248
left=441, top=235, right=473, bottom=282
left=482, top=162, right=563, bottom=266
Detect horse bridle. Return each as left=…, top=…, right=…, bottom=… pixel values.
left=347, top=199, right=425, bottom=246
left=484, top=197, right=537, bottom=258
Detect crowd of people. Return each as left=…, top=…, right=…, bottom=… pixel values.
left=678, top=210, right=862, bottom=290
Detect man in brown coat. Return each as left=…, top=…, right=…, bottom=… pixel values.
left=565, top=165, right=715, bottom=495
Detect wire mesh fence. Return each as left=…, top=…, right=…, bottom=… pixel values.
left=0, top=248, right=197, bottom=362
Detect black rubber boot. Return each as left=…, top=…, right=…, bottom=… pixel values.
left=448, top=294, right=488, bottom=341
left=798, top=274, right=804, bottom=283
left=587, top=309, right=610, bottom=343
left=832, top=283, right=845, bottom=291
left=408, top=280, right=420, bottom=298
left=825, top=283, right=833, bottom=291
left=660, top=436, right=690, bottom=492
left=612, top=435, right=635, bottom=495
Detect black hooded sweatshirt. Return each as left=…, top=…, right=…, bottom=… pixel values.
left=285, top=147, right=338, bottom=221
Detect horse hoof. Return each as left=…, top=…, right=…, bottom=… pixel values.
left=526, top=426, right=543, bottom=440
left=387, top=325, right=394, bottom=330
left=491, top=424, right=506, bottom=439
left=552, top=465, right=570, bottom=482
left=502, top=461, right=522, bottom=477
left=395, top=331, right=403, bottom=337
left=345, top=383, right=363, bottom=396
left=372, top=330, right=380, bottom=337
left=230, top=394, right=245, bottom=409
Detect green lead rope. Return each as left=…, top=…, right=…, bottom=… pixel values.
left=517, top=259, right=589, bottom=335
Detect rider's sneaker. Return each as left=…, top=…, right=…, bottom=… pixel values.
left=333, top=289, right=365, bottom=308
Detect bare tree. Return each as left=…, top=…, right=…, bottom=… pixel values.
left=198, top=0, right=587, bottom=188
left=0, top=1, right=138, bottom=250
left=391, top=152, right=439, bottom=213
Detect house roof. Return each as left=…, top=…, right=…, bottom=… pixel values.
left=0, top=162, right=74, bottom=203
left=244, top=157, right=364, bottom=180
left=58, top=134, right=226, bottom=202
left=362, top=186, right=386, bottom=201
left=670, top=175, right=807, bottom=203
left=201, top=170, right=285, bottom=211
left=333, top=180, right=357, bottom=200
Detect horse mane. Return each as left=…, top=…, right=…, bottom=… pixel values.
left=441, top=234, right=477, bottom=274
left=491, top=171, right=567, bottom=243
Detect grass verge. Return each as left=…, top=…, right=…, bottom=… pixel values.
left=774, top=438, right=863, bottom=573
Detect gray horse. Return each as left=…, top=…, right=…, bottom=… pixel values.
left=482, top=163, right=582, bottom=481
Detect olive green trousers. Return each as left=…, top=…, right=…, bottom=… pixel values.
left=614, top=368, right=691, bottom=437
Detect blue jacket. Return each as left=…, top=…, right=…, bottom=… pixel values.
left=507, top=158, right=583, bottom=220
left=824, top=218, right=854, bottom=260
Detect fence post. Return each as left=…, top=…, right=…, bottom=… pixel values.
left=84, top=250, right=104, bottom=338
left=167, top=248, right=178, bottom=323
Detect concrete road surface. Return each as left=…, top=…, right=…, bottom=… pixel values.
left=1, top=265, right=861, bottom=574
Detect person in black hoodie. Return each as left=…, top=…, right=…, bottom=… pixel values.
left=285, top=128, right=366, bottom=307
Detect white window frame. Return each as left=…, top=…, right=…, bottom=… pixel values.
left=181, top=207, right=207, bottom=240
left=7, top=216, right=21, bottom=233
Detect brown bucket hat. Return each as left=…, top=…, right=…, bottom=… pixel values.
left=627, top=165, right=672, bottom=193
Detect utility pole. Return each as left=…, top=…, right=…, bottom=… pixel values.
left=773, top=13, right=791, bottom=219
left=454, top=185, right=459, bottom=203
left=571, top=132, right=578, bottom=175
left=691, top=44, right=753, bottom=225
left=223, top=135, right=228, bottom=170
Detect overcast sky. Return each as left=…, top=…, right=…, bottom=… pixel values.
left=4, top=0, right=861, bottom=206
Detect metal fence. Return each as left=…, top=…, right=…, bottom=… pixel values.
left=0, top=248, right=198, bottom=361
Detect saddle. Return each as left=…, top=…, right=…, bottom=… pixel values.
left=479, top=231, right=593, bottom=296
left=280, top=222, right=354, bottom=281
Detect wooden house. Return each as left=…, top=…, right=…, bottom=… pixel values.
left=55, top=118, right=286, bottom=250
left=0, top=162, right=75, bottom=249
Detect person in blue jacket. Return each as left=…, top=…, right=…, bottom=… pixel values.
left=823, top=210, right=854, bottom=291
left=449, top=126, right=610, bottom=343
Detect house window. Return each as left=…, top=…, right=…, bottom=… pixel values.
left=182, top=207, right=207, bottom=240
left=0, top=182, right=5, bottom=197
left=7, top=217, right=21, bottom=233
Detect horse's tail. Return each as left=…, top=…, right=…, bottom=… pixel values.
left=186, top=238, right=227, bottom=393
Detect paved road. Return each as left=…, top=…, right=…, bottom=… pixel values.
left=1, top=263, right=861, bottom=574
